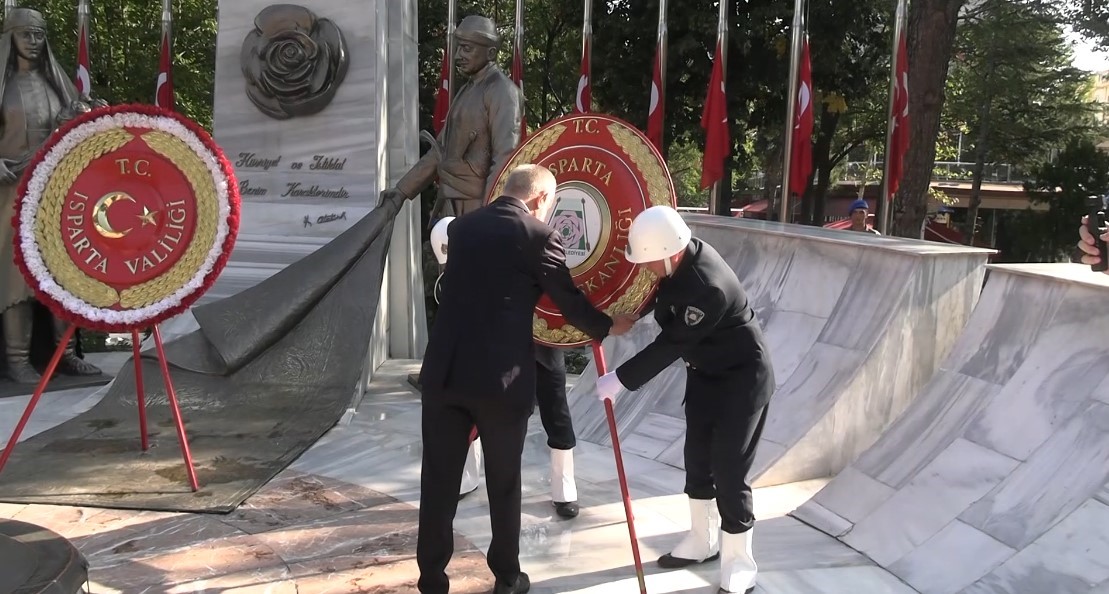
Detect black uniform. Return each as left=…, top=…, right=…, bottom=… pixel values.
left=417, top=196, right=612, bottom=594
left=534, top=344, right=574, bottom=450
left=615, top=237, right=774, bottom=535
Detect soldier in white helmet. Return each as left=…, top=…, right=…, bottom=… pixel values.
left=595, top=205, right=775, bottom=593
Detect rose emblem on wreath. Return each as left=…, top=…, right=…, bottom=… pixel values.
left=240, top=4, right=349, bottom=120
left=550, top=212, right=585, bottom=248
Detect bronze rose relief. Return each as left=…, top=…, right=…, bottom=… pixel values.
left=240, top=4, right=349, bottom=120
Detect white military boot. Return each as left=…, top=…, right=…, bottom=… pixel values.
left=459, top=437, right=482, bottom=499
left=551, top=448, right=579, bottom=518
left=658, top=497, right=720, bottom=568
left=719, top=529, right=757, bottom=593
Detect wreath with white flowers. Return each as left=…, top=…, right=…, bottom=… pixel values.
left=11, top=104, right=240, bottom=332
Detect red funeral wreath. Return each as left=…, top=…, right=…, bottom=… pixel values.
left=11, top=104, right=240, bottom=332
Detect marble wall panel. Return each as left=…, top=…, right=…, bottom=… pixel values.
left=961, top=500, right=1109, bottom=594
left=962, top=284, right=1109, bottom=461
left=852, top=372, right=1002, bottom=488
left=809, top=466, right=896, bottom=525
left=843, top=438, right=1018, bottom=566
left=959, top=401, right=1109, bottom=550
left=954, top=272, right=1067, bottom=384
left=817, top=252, right=914, bottom=351
left=887, top=520, right=1015, bottom=594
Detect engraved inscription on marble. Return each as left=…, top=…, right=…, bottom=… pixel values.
left=241, top=4, right=349, bottom=120
left=233, top=152, right=353, bottom=201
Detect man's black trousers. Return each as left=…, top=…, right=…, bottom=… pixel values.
left=534, top=344, right=574, bottom=450
left=417, top=391, right=531, bottom=593
left=681, top=370, right=770, bottom=534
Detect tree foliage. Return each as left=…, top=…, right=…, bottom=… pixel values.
left=29, top=0, right=218, bottom=129
left=996, top=139, right=1109, bottom=262
left=945, top=0, right=1099, bottom=243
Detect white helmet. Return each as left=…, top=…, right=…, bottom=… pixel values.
left=624, top=206, right=691, bottom=264
left=430, top=216, right=455, bottom=265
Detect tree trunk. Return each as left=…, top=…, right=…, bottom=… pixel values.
left=961, top=54, right=997, bottom=244
left=891, top=0, right=968, bottom=238
left=761, top=144, right=782, bottom=219
left=806, top=107, right=841, bottom=225
left=962, top=98, right=993, bottom=243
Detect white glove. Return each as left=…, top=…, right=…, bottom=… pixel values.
left=596, top=371, right=624, bottom=403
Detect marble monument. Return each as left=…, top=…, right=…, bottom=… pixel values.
left=212, top=0, right=426, bottom=365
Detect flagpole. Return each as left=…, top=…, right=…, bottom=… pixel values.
left=3, top=0, right=15, bottom=17
left=515, top=0, right=524, bottom=66
left=779, top=0, right=805, bottom=224
left=515, top=0, right=526, bottom=138
left=78, top=3, right=89, bottom=39
left=582, top=0, right=593, bottom=112
left=76, top=0, right=90, bottom=96
left=879, top=0, right=908, bottom=234
left=708, top=0, right=728, bottom=215
left=658, top=0, right=668, bottom=145
left=447, top=0, right=457, bottom=101
left=78, top=0, right=89, bottom=32
left=162, top=0, right=172, bottom=40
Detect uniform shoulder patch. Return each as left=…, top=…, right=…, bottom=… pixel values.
left=684, top=306, right=705, bottom=326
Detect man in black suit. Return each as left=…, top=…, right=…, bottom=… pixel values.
left=416, top=164, right=636, bottom=594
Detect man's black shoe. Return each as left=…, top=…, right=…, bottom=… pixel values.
left=493, top=572, right=530, bottom=594
left=554, top=501, right=579, bottom=519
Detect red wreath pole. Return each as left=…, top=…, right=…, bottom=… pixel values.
left=0, top=324, right=77, bottom=475
left=152, top=325, right=199, bottom=491
left=592, top=340, right=648, bottom=594
left=131, top=329, right=150, bottom=451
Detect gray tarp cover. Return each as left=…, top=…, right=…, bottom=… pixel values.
left=0, top=198, right=401, bottom=513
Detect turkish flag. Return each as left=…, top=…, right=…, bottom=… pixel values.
left=432, top=50, right=451, bottom=135
left=647, top=43, right=664, bottom=151
left=155, top=30, right=174, bottom=110
left=512, top=36, right=527, bottom=140
left=575, top=36, right=592, bottom=113
left=887, top=31, right=910, bottom=200
left=75, top=21, right=91, bottom=97
left=700, top=41, right=729, bottom=190
left=788, top=39, right=814, bottom=196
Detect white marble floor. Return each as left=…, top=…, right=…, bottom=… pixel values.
left=0, top=356, right=919, bottom=593
left=292, top=360, right=919, bottom=594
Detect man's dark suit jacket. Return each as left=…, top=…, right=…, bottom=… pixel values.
left=419, top=196, right=613, bottom=406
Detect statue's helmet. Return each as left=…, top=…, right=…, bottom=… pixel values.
left=454, top=15, right=501, bottom=49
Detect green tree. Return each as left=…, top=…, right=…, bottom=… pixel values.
left=31, top=0, right=218, bottom=129
left=945, top=0, right=1099, bottom=244
left=996, top=139, right=1109, bottom=262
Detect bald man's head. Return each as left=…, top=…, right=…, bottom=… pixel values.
left=503, top=164, right=558, bottom=220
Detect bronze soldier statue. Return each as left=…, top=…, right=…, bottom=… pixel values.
left=0, top=8, right=102, bottom=383
left=377, top=15, right=521, bottom=218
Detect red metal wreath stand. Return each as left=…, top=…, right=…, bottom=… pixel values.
left=593, top=340, right=648, bottom=594
left=0, top=323, right=199, bottom=492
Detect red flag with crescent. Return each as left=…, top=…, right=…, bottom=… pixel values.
left=887, top=30, right=910, bottom=200
left=700, top=41, right=729, bottom=190
left=512, top=34, right=527, bottom=140
left=155, top=30, right=174, bottom=110
left=788, top=38, right=813, bottom=196
left=75, top=20, right=91, bottom=96
left=575, top=36, right=592, bottom=113
left=647, top=43, right=664, bottom=151
left=432, top=50, right=450, bottom=135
